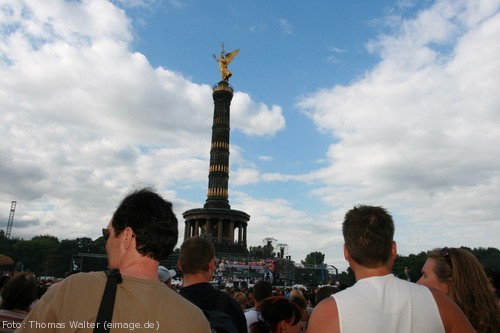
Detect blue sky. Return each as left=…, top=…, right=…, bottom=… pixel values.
left=1, top=0, right=499, bottom=272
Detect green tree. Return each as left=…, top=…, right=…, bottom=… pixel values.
left=249, top=245, right=264, bottom=259
left=302, top=251, right=325, bottom=266
left=59, top=239, right=79, bottom=270
left=93, top=235, right=107, bottom=254
left=14, top=235, right=62, bottom=276
left=469, top=247, right=500, bottom=271
left=0, top=231, right=17, bottom=260
left=337, top=267, right=356, bottom=287
left=393, top=252, right=427, bottom=282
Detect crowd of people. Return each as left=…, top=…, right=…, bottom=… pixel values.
left=1, top=188, right=499, bottom=333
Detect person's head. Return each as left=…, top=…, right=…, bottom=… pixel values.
left=289, top=288, right=305, bottom=302
left=417, top=247, right=490, bottom=295
left=253, top=280, right=273, bottom=305
left=417, top=247, right=500, bottom=332
left=416, top=247, right=453, bottom=294
left=105, top=187, right=178, bottom=265
left=342, top=205, right=396, bottom=268
left=315, top=285, right=339, bottom=305
left=0, top=272, right=38, bottom=311
left=250, top=296, right=302, bottom=333
left=233, top=291, right=247, bottom=310
left=178, top=236, right=216, bottom=275
left=158, top=266, right=176, bottom=287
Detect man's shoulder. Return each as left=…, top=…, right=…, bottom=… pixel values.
left=181, top=282, right=213, bottom=292
left=355, top=274, right=429, bottom=291
left=62, top=271, right=106, bottom=285
left=429, top=288, right=475, bottom=333
left=209, top=289, right=234, bottom=307
left=45, top=271, right=105, bottom=296
left=213, top=288, right=229, bottom=298
left=151, top=288, right=211, bottom=331
left=168, top=288, right=210, bottom=312
left=308, top=297, right=339, bottom=333
left=244, top=308, right=257, bottom=314
left=244, top=308, right=258, bottom=320
left=337, top=275, right=434, bottom=302
left=180, top=282, right=215, bottom=298
left=215, top=290, right=240, bottom=309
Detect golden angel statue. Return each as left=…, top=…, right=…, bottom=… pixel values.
left=213, top=43, right=240, bottom=81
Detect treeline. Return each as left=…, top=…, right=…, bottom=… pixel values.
left=334, top=247, right=500, bottom=287
left=1, top=230, right=499, bottom=284
left=0, top=232, right=107, bottom=277
left=395, top=247, right=500, bottom=279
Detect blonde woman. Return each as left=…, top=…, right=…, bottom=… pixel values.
left=418, top=247, right=500, bottom=333
left=233, top=291, right=248, bottom=310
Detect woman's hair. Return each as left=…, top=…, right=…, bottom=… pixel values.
left=427, top=247, right=500, bottom=333
left=289, top=288, right=305, bottom=302
left=250, top=296, right=302, bottom=333
left=233, top=291, right=247, bottom=309
left=0, top=272, right=38, bottom=311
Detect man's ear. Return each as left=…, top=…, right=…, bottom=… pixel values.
left=391, top=241, right=397, bottom=260
left=343, top=244, right=350, bottom=261
left=279, top=319, right=287, bottom=332
left=122, top=227, right=135, bottom=249
left=177, top=260, right=183, bottom=272
left=208, top=258, right=216, bottom=271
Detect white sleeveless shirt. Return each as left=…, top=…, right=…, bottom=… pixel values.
left=333, top=274, right=445, bottom=333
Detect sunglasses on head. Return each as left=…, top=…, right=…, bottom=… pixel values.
left=102, top=228, right=110, bottom=241
left=438, top=247, right=453, bottom=270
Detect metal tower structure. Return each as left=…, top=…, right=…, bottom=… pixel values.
left=277, top=243, right=289, bottom=258
left=5, top=201, right=17, bottom=239
left=263, top=237, right=278, bottom=248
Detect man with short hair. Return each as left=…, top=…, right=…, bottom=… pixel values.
left=307, top=205, right=474, bottom=333
left=244, top=280, right=273, bottom=332
left=178, top=236, right=247, bottom=333
left=18, top=187, right=210, bottom=332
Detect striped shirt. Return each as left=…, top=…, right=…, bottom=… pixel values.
left=0, top=309, right=28, bottom=333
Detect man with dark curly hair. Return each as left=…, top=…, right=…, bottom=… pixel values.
left=18, top=187, right=210, bottom=333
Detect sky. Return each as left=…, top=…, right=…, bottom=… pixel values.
left=1, top=0, right=499, bottom=272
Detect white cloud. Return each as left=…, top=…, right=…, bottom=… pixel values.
left=232, top=168, right=261, bottom=186
left=327, top=47, right=346, bottom=64
left=231, top=192, right=346, bottom=269
left=278, top=18, right=293, bottom=35
left=1, top=0, right=498, bottom=274
left=329, top=47, right=345, bottom=53
left=232, top=93, right=285, bottom=136
left=298, top=0, right=500, bottom=262
left=0, top=0, right=284, bottom=243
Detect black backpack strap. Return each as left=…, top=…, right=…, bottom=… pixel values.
left=94, top=269, right=122, bottom=333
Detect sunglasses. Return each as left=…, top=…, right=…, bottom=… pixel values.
left=438, top=247, right=453, bottom=270
left=102, top=228, right=110, bottom=241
